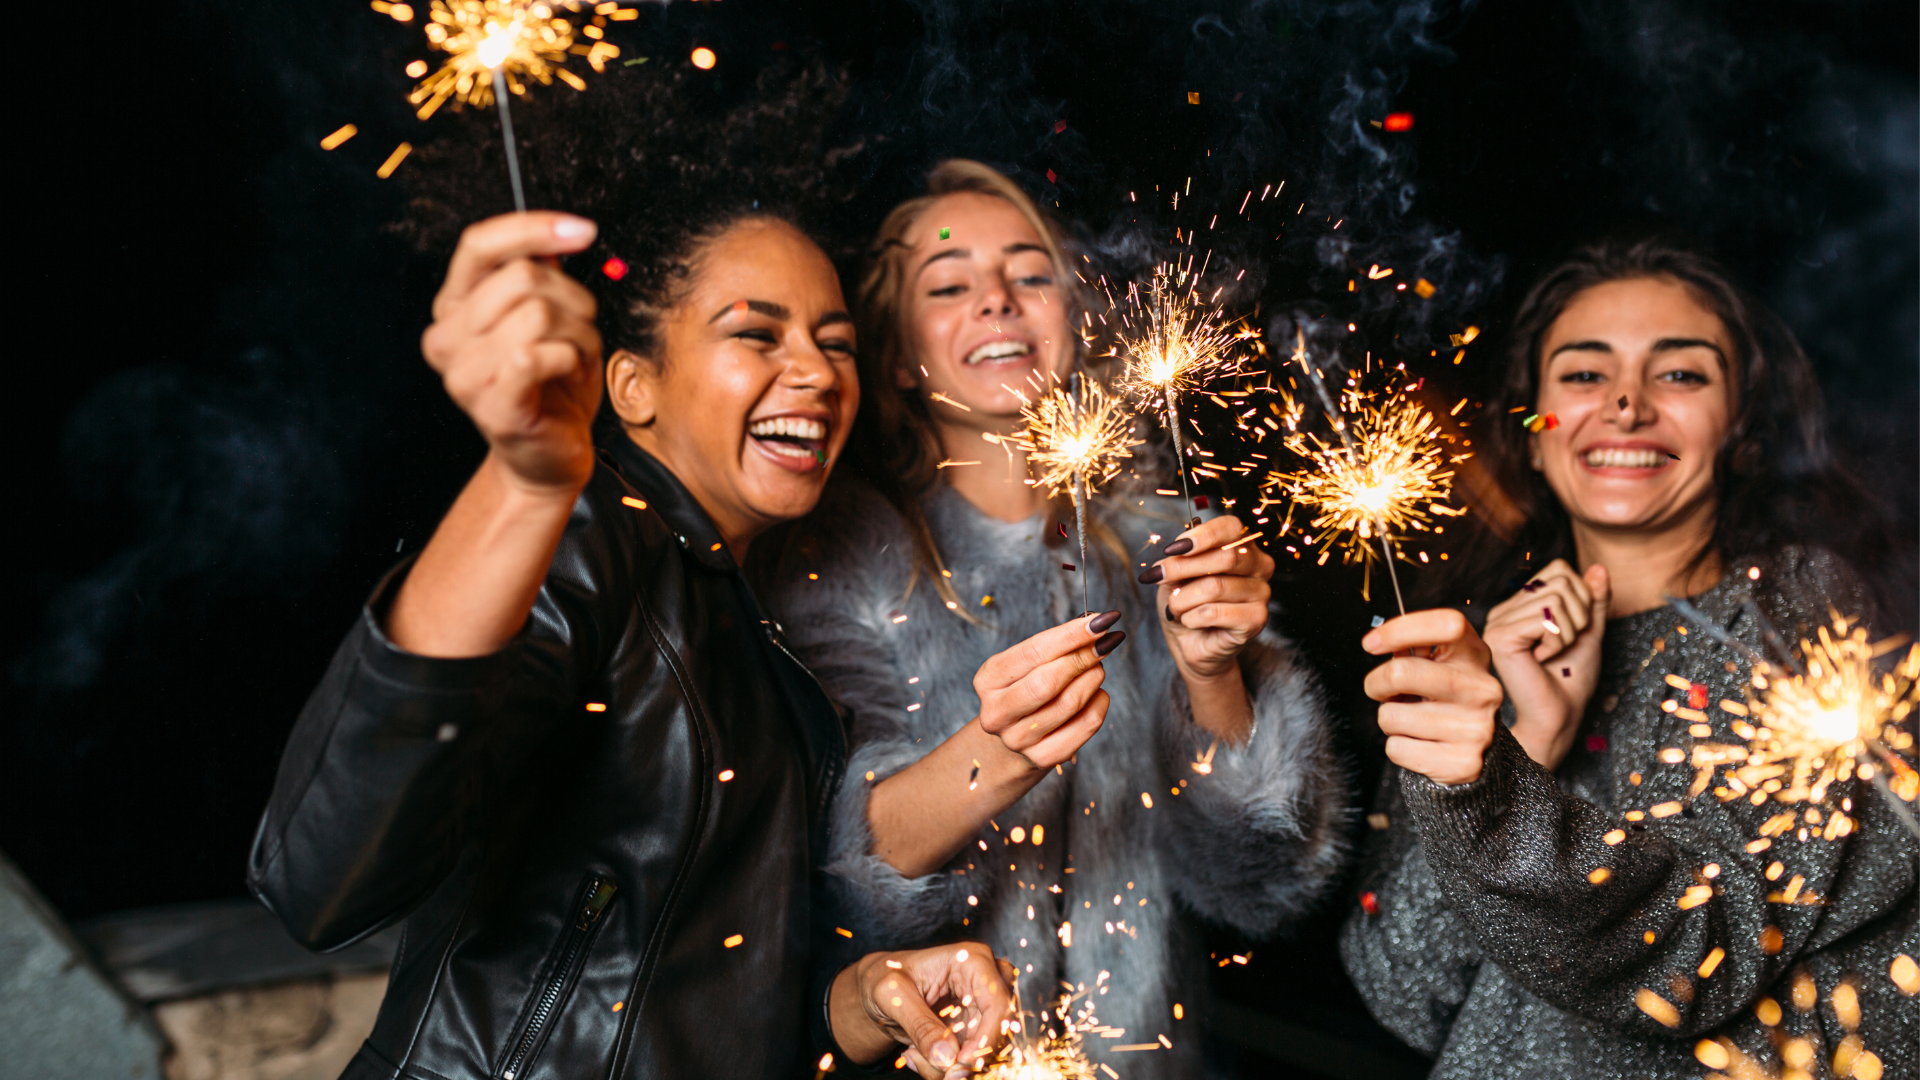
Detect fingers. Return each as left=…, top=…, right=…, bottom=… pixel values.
left=975, top=613, right=1118, bottom=694
left=1363, top=654, right=1505, bottom=710
left=989, top=663, right=1107, bottom=748
left=1142, top=516, right=1275, bottom=587
left=1585, top=562, right=1612, bottom=620
left=1163, top=572, right=1269, bottom=622
left=873, top=972, right=960, bottom=1079
left=1376, top=699, right=1497, bottom=747
left=434, top=212, right=597, bottom=316
left=1017, top=690, right=1109, bottom=768
left=445, top=256, right=599, bottom=343
left=1362, top=608, right=1488, bottom=666
left=1383, top=732, right=1487, bottom=786
left=890, top=944, right=1014, bottom=1079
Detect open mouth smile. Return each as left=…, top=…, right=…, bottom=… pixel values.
left=964, top=339, right=1033, bottom=365
left=748, top=416, right=829, bottom=469
left=1582, top=447, right=1669, bottom=469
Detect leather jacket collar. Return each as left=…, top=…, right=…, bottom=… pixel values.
left=602, top=436, right=740, bottom=574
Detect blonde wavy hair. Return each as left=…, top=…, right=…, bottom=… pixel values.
left=847, top=160, right=1107, bottom=619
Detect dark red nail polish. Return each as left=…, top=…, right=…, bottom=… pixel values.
left=1165, top=604, right=1179, bottom=623
left=1162, top=538, right=1194, bottom=557
left=1088, top=610, right=1122, bottom=634
left=1137, top=565, right=1165, bottom=585
left=1093, top=630, right=1126, bottom=657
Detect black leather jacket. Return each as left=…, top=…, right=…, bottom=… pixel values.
left=248, top=439, right=848, bottom=1080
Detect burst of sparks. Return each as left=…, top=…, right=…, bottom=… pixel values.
left=407, top=0, right=621, bottom=120
left=978, top=992, right=1099, bottom=1080
left=1111, top=264, right=1253, bottom=405
left=1010, top=376, right=1139, bottom=500
left=1687, top=614, right=1919, bottom=829
left=1261, top=383, right=1463, bottom=600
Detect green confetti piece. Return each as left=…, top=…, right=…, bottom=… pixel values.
left=938, top=227, right=950, bottom=240
left=624, top=57, right=650, bottom=67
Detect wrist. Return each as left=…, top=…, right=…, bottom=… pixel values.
left=483, top=447, right=592, bottom=506
left=828, top=963, right=894, bottom=1066
left=1182, top=664, right=1254, bottom=743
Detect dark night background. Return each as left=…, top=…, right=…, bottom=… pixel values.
left=6, top=0, right=1915, bottom=1072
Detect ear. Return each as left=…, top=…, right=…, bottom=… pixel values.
left=606, top=349, right=661, bottom=428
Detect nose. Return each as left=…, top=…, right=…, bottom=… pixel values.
left=781, top=335, right=840, bottom=392
left=1611, top=391, right=1656, bottom=431
left=977, top=276, right=1018, bottom=320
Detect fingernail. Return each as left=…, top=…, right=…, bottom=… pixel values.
left=1162, top=538, right=1194, bottom=557
left=1088, top=610, right=1122, bottom=634
left=1361, top=631, right=1380, bottom=652
left=1136, top=565, right=1165, bottom=585
left=1094, top=630, right=1126, bottom=657
left=553, top=216, right=596, bottom=240
left=930, top=1041, right=956, bottom=1068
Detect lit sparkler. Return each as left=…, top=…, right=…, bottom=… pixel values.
left=405, top=0, right=623, bottom=210
left=978, top=985, right=1098, bottom=1080
left=1676, top=608, right=1920, bottom=840
left=1261, top=344, right=1463, bottom=610
left=1112, top=263, right=1255, bottom=525
left=1011, top=373, right=1140, bottom=614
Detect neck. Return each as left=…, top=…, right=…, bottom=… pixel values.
left=1572, top=502, right=1722, bottom=617
left=624, top=429, right=759, bottom=565
left=935, top=417, right=1047, bottom=523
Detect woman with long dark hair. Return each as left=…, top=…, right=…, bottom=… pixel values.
left=760, top=160, right=1348, bottom=1078
left=1339, top=237, right=1917, bottom=1079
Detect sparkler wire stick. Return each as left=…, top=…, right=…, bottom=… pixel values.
left=1070, top=373, right=1092, bottom=615
left=491, top=68, right=527, bottom=212
left=1164, top=398, right=1197, bottom=527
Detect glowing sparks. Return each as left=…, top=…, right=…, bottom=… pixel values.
left=1112, top=266, right=1251, bottom=403
left=979, top=990, right=1099, bottom=1080
left=1261, top=381, right=1463, bottom=601
left=1009, top=376, right=1138, bottom=502
left=406, top=0, right=619, bottom=121
left=1685, top=613, right=1919, bottom=832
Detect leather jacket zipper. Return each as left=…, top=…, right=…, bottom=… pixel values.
left=499, top=874, right=618, bottom=1080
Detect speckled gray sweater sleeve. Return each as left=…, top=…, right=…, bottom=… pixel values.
left=1338, top=770, right=1484, bottom=1055
left=1155, top=625, right=1349, bottom=935
left=1404, top=721, right=1902, bottom=1038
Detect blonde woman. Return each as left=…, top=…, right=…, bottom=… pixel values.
left=762, top=161, right=1347, bottom=1077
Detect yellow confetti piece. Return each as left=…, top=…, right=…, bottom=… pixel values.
left=717, top=769, right=734, bottom=782
left=1678, top=884, right=1713, bottom=909
left=585, top=702, right=606, bottom=712
left=320, top=124, right=359, bottom=150
left=620, top=496, right=648, bottom=509
left=1892, top=953, right=1920, bottom=995
left=1698, top=947, right=1725, bottom=978
left=1140, top=792, right=1154, bottom=808
left=836, top=927, right=853, bottom=938
left=1756, top=997, right=1782, bottom=1025
left=1694, top=1040, right=1730, bottom=1070
left=1650, top=800, right=1683, bottom=817
left=1635, top=988, right=1680, bottom=1028
left=1587, top=868, right=1611, bottom=885
left=376, top=142, right=413, bottom=179
left=723, top=933, right=743, bottom=948
left=1603, top=829, right=1626, bottom=845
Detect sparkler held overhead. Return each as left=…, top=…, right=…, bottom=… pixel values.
left=1113, top=262, right=1255, bottom=527
left=1010, top=371, right=1140, bottom=614
left=404, top=0, right=626, bottom=209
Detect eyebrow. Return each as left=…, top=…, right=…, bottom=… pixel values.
left=915, top=242, right=1053, bottom=278
left=1546, top=337, right=1727, bottom=363
left=708, top=298, right=789, bottom=323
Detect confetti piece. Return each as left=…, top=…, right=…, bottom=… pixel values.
left=1383, top=112, right=1413, bottom=131
left=1892, top=954, right=1919, bottom=994
left=1563, top=667, right=1573, bottom=678
left=1063, top=563, right=1077, bottom=572
left=320, top=124, right=359, bottom=150
left=1413, top=278, right=1436, bottom=298
left=1367, top=813, right=1390, bottom=830
left=938, top=227, right=950, bottom=240
left=723, top=934, right=743, bottom=947
left=836, top=927, right=853, bottom=938
left=1587, top=868, right=1611, bottom=884
left=612, top=1001, right=624, bottom=1012
left=1603, top=828, right=1626, bottom=845
left=690, top=47, right=716, bottom=69
left=1370, top=615, right=1385, bottom=628
left=1187, top=91, right=1200, bottom=104
left=717, top=769, right=734, bottom=782
left=1694, top=1040, right=1730, bottom=1070
left=1756, top=996, right=1782, bottom=1024
left=1046, top=168, right=1057, bottom=183
left=1635, top=988, right=1680, bottom=1027
left=1687, top=682, right=1708, bottom=709
left=1698, top=948, right=1725, bottom=977
left=376, top=142, right=413, bottom=179
left=1651, top=801, right=1684, bottom=818
left=1054, top=119, right=1067, bottom=133
left=601, top=256, right=628, bottom=280
left=1140, top=792, right=1153, bottom=808
left=585, top=702, right=607, bottom=713
left=1359, top=890, right=1380, bottom=916
left=1678, top=884, right=1713, bottom=909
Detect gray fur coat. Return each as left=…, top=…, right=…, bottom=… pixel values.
left=766, top=478, right=1347, bottom=1079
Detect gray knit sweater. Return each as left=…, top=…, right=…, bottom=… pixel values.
left=766, top=478, right=1348, bottom=1079
left=1340, top=549, right=1919, bottom=1079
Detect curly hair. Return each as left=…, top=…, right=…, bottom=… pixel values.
left=1439, top=235, right=1903, bottom=625
left=401, top=58, right=854, bottom=364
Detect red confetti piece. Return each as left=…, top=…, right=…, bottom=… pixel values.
left=1359, top=890, right=1380, bottom=916
left=1046, top=168, right=1057, bottom=183
left=1383, top=112, right=1413, bottom=131
left=601, top=257, right=628, bottom=280
left=1057, top=522, right=1069, bottom=538
left=1687, top=683, right=1708, bottom=710
left=1587, top=734, right=1608, bottom=752
left=1542, top=412, right=1560, bottom=430
left=1054, top=120, right=1067, bottom=133
left=1193, top=495, right=1210, bottom=509
left=1063, top=563, right=1077, bottom=572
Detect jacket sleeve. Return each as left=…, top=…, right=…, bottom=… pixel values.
left=1402, top=720, right=1908, bottom=1038
left=786, top=603, right=976, bottom=949
left=247, top=476, right=626, bottom=951
left=1337, top=770, right=1484, bottom=1056
left=1154, top=626, right=1350, bottom=935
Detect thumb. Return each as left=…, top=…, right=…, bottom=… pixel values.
left=887, top=991, right=959, bottom=1076
left=1584, top=562, right=1612, bottom=621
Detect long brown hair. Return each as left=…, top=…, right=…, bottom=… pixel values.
left=845, top=160, right=1089, bottom=617
left=1441, top=235, right=1897, bottom=619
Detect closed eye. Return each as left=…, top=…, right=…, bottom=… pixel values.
left=1558, top=370, right=1605, bottom=384
left=928, top=285, right=967, bottom=298
left=1659, top=369, right=1710, bottom=385
left=1015, top=274, right=1054, bottom=288
left=734, top=328, right=778, bottom=345
left=819, top=337, right=856, bottom=356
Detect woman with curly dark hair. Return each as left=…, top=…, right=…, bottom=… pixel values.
left=247, top=64, right=1025, bottom=1080
left=1339, top=236, right=1917, bottom=1079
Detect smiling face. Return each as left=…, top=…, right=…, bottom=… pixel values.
left=1532, top=276, right=1735, bottom=538
left=607, top=217, right=857, bottom=555
left=898, top=192, right=1074, bottom=434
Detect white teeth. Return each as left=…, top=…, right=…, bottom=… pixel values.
left=1584, top=447, right=1664, bottom=469
left=965, top=340, right=1032, bottom=364
left=748, top=417, right=826, bottom=441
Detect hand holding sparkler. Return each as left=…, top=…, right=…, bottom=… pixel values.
left=1362, top=610, right=1506, bottom=786
left=1482, top=559, right=1613, bottom=771
left=1138, top=515, right=1273, bottom=743
left=829, top=944, right=1018, bottom=1079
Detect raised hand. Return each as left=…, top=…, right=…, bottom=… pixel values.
left=829, top=943, right=1017, bottom=1079
left=974, top=612, right=1126, bottom=769
left=1482, top=559, right=1611, bottom=771
left=1362, top=610, right=1506, bottom=785
left=1140, top=514, right=1274, bottom=678
left=420, top=211, right=604, bottom=495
